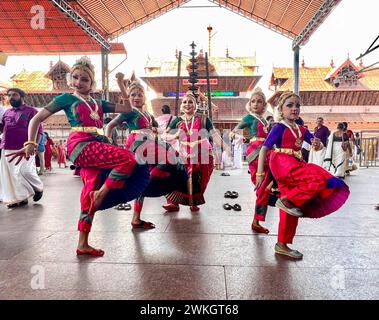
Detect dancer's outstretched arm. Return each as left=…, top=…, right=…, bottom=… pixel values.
left=7, top=108, right=52, bottom=164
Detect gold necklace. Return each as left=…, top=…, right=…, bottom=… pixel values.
left=73, top=93, right=100, bottom=121
left=184, top=114, right=195, bottom=135
left=249, top=112, right=268, bottom=133
left=133, top=107, right=152, bottom=128
left=280, top=120, right=302, bottom=147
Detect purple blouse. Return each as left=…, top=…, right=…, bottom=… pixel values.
left=263, top=123, right=313, bottom=150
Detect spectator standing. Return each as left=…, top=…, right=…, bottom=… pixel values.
left=313, top=117, right=330, bottom=147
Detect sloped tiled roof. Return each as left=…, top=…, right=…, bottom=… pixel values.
left=324, top=58, right=361, bottom=80
left=11, top=71, right=52, bottom=92
left=273, top=66, right=333, bottom=91
left=272, top=67, right=294, bottom=79
left=272, top=63, right=379, bottom=92
left=45, top=61, right=71, bottom=79
left=145, top=56, right=258, bottom=77
left=360, top=69, right=379, bottom=89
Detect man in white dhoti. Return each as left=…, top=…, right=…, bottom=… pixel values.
left=323, top=123, right=350, bottom=179
left=221, top=148, right=233, bottom=170
left=232, top=135, right=243, bottom=169
left=0, top=88, right=44, bottom=208
left=308, top=138, right=326, bottom=167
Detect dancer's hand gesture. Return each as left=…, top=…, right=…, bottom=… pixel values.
left=116, top=72, right=130, bottom=100
left=6, top=144, right=35, bottom=165
left=254, top=175, right=264, bottom=191
left=197, top=90, right=206, bottom=101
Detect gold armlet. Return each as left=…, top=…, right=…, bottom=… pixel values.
left=255, top=172, right=265, bottom=177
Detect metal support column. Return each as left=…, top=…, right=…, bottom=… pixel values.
left=205, top=52, right=212, bottom=120
left=175, top=51, right=182, bottom=116
left=101, top=47, right=109, bottom=101
left=293, top=45, right=300, bottom=95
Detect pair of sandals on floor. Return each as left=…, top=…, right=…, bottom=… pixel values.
left=88, top=192, right=155, bottom=231
left=114, top=203, right=156, bottom=229
left=223, top=190, right=241, bottom=211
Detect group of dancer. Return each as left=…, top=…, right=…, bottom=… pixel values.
left=7, top=56, right=220, bottom=257
left=7, top=56, right=350, bottom=260
left=232, top=88, right=350, bottom=259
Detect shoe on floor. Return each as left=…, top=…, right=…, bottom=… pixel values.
left=131, top=220, right=155, bottom=230
left=76, top=248, right=104, bottom=257
left=33, top=190, right=43, bottom=202
left=7, top=202, right=19, bottom=209
left=162, top=203, right=180, bottom=212
left=274, top=244, right=303, bottom=259
left=7, top=199, right=28, bottom=209
left=252, top=224, right=269, bottom=234
left=275, top=198, right=303, bottom=217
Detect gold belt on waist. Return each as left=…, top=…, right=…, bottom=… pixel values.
left=130, top=130, right=156, bottom=139
left=250, top=137, right=265, bottom=143
left=71, top=126, right=104, bottom=135
left=130, top=129, right=153, bottom=134
left=181, top=138, right=207, bottom=147
left=274, top=147, right=302, bottom=160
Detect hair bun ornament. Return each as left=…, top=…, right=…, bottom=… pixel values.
left=127, top=77, right=145, bottom=94
left=71, top=56, right=95, bottom=79
left=74, top=56, right=93, bottom=69
left=278, top=90, right=294, bottom=105
left=253, top=87, right=263, bottom=94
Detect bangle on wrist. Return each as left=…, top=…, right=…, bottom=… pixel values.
left=23, top=141, right=37, bottom=147
left=256, top=172, right=265, bottom=177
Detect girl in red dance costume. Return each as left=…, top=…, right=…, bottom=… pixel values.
left=256, top=91, right=350, bottom=259
left=7, top=57, right=150, bottom=257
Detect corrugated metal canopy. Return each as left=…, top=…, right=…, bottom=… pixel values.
left=0, top=0, right=126, bottom=55
left=74, top=0, right=341, bottom=43
left=0, top=0, right=341, bottom=55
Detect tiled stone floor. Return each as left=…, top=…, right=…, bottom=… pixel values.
left=1, top=165, right=378, bottom=299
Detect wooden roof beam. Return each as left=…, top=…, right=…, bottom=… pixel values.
left=278, top=0, right=293, bottom=25
left=209, top=0, right=295, bottom=38
left=154, top=0, right=161, bottom=10
left=138, top=0, right=149, bottom=16
left=264, top=0, right=274, bottom=21
left=98, top=0, right=123, bottom=29
left=250, top=0, right=257, bottom=13
left=290, top=0, right=314, bottom=33
left=110, top=0, right=191, bottom=39
left=292, top=0, right=341, bottom=48
left=120, top=0, right=137, bottom=22
left=51, top=0, right=111, bottom=50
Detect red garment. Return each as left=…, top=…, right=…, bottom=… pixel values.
left=346, top=129, right=354, bottom=139
left=267, top=123, right=349, bottom=245
left=278, top=209, right=299, bottom=244
left=45, top=94, right=147, bottom=235
left=245, top=120, right=271, bottom=221
left=75, top=141, right=137, bottom=232
left=57, top=144, right=66, bottom=165
left=166, top=116, right=214, bottom=206
left=249, top=155, right=271, bottom=221
left=44, top=138, right=54, bottom=170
